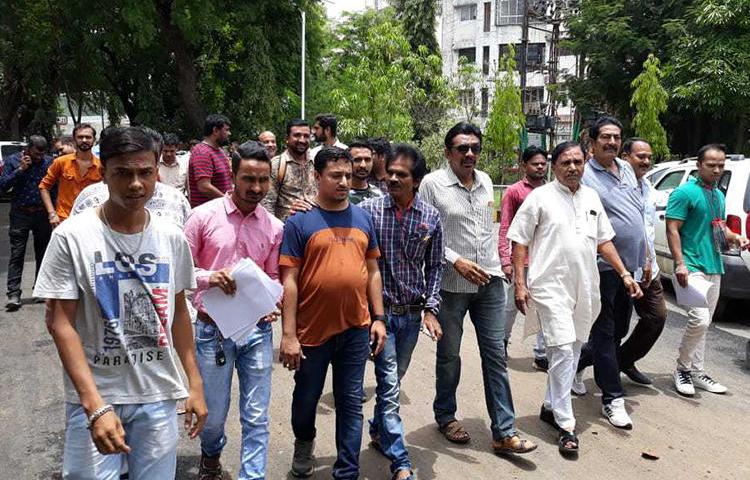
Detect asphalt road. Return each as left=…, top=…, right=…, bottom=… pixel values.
left=1, top=202, right=749, bottom=479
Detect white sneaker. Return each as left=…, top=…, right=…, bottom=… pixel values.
left=602, top=398, right=633, bottom=430
left=691, top=372, right=728, bottom=394
left=571, top=372, right=586, bottom=396
left=674, top=370, right=695, bottom=396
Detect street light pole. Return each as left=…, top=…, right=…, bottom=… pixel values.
left=301, top=9, right=306, bottom=119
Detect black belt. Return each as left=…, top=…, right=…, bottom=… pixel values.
left=14, top=205, right=45, bottom=213
left=386, top=304, right=424, bottom=315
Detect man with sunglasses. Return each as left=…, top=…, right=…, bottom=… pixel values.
left=418, top=122, right=537, bottom=455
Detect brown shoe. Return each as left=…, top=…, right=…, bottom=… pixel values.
left=199, top=453, right=224, bottom=480
left=492, top=435, right=538, bottom=455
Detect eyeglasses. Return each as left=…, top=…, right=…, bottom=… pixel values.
left=453, top=144, right=482, bottom=154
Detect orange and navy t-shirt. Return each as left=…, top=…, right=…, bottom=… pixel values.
left=280, top=204, right=380, bottom=346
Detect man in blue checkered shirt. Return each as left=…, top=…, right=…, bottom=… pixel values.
left=359, top=143, right=444, bottom=480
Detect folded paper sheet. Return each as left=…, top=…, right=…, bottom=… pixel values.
left=202, top=258, right=283, bottom=342
left=673, top=275, right=711, bottom=309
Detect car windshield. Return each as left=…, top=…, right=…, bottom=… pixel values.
left=1, top=145, right=23, bottom=160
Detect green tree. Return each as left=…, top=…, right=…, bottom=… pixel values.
left=390, top=0, right=440, bottom=55
left=630, top=54, right=670, bottom=160
left=452, top=59, right=484, bottom=124
left=666, top=0, right=750, bottom=152
left=484, top=46, right=525, bottom=183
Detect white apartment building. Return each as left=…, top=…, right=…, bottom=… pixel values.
left=438, top=0, right=579, bottom=142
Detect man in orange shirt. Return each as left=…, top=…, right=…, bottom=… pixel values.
left=39, top=123, right=102, bottom=227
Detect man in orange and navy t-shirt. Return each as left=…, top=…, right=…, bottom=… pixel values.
left=279, top=146, right=387, bottom=479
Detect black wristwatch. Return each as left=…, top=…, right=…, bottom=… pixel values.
left=423, top=307, right=438, bottom=316
left=372, top=314, right=387, bottom=323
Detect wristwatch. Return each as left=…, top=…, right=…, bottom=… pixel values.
left=372, top=314, right=387, bottom=323
left=423, top=307, right=439, bottom=317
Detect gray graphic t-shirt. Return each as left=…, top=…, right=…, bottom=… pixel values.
left=34, top=208, right=196, bottom=404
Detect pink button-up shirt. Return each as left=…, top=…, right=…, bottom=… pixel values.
left=184, top=193, right=284, bottom=313
left=499, top=177, right=540, bottom=267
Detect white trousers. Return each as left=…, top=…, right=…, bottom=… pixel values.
left=677, top=272, right=721, bottom=373
left=543, top=341, right=582, bottom=431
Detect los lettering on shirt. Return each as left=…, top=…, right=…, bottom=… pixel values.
left=92, top=249, right=171, bottom=360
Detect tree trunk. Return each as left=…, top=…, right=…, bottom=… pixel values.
left=154, top=0, right=204, bottom=135
left=734, top=115, right=747, bottom=154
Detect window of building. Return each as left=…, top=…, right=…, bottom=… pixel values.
left=482, top=46, right=490, bottom=74
left=499, top=43, right=545, bottom=70
left=459, top=89, right=476, bottom=110
left=458, top=47, right=477, bottom=64
left=483, top=2, right=492, bottom=31
left=457, top=4, right=478, bottom=21
left=495, top=0, right=523, bottom=25
left=481, top=88, right=489, bottom=116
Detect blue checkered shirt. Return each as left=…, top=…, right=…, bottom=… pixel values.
left=360, top=194, right=444, bottom=313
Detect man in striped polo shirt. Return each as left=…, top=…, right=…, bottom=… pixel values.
left=188, top=114, right=233, bottom=208
left=418, top=122, right=536, bottom=455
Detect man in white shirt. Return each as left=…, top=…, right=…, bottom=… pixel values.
left=34, top=126, right=207, bottom=478
left=158, top=133, right=188, bottom=195
left=309, top=113, right=347, bottom=160
left=508, top=141, right=641, bottom=455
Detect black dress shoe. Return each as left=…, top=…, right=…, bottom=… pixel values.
left=5, top=294, right=21, bottom=311
left=622, top=365, right=652, bottom=385
left=533, top=357, right=549, bottom=372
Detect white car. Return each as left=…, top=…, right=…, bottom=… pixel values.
left=646, top=156, right=750, bottom=318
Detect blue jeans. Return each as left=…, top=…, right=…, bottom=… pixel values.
left=369, top=311, right=422, bottom=474
left=433, top=276, right=517, bottom=440
left=291, top=327, right=370, bottom=480
left=62, top=400, right=177, bottom=479
left=196, top=320, right=273, bottom=480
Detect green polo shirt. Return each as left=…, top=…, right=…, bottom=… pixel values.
left=665, top=176, right=725, bottom=274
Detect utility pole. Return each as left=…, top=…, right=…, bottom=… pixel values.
left=519, top=0, right=529, bottom=114
left=301, top=9, right=306, bottom=119
left=548, top=10, right=561, bottom=148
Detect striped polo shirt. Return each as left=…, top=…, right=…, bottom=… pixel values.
left=188, top=142, right=233, bottom=208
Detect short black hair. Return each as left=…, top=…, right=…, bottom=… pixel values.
left=314, top=113, right=338, bottom=137
left=314, top=146, right=351, bottom=173
left=286, top=118, right=310, bottom=136
left=444, top=122, right=482, bottom=150
left=203, top=114, right=231, bottom=137
left=134, top=126, right=163, bottom=159
left=589, top=116, right=623, bottom=140
left=60, top=135, right=75, bottom=147
left=551, top=141, right=583, bottom=164
left=99, top=126, right=157, bottom=165
left=231, top=141, right=270, bottom=175
left=368, top=137, right=392, bottom=161
left=697, top=143, right=727, bottom=162
left=388, top=143, right=429, bottom=184
left=73, top=123, right=97, bottom=138
left=27, top=135, right=48, bottom=151
left=162, top=133, right=180, bottom=147
left=621, top=137, right=650, bottom=156
left=348, top=139, right=373, bottom=153
left=521, top=145, right=547, bottom=163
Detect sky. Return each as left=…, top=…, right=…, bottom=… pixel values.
left=324, top=0, right=375, bottom=19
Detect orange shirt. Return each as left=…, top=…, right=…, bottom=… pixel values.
left=39, top=153, right=102, bottom=220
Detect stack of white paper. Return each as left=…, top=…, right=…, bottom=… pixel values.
left=673, top=275, right=711, bottom=308
left=202, top=258, right=283, bottom=343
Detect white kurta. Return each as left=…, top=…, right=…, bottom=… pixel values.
left=506, top=180, right=615, bottom=346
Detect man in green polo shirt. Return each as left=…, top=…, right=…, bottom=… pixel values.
left=666, top=143, right=748, bottom=397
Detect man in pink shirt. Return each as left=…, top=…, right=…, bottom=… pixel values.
left=184, top=141, right=283, bottom=480
left=499, top=146, right=549, bottom=370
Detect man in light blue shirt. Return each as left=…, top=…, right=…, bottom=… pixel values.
left=577, top=117, right=647, bottom=430
left=617, top=138, right=667, bottom=386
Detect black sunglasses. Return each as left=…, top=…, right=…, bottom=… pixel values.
left=453, top=144, right=482, bottom=154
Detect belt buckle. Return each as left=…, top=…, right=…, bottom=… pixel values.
left=391, top=305, right=406, bottom=315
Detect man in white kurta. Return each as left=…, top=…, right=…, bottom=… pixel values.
left=507, top=141, right=640, bottom=451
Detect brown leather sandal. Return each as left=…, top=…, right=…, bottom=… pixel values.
left=492, top=435, right=538, bottom=454
left=438, top=420, right=471, bottom=444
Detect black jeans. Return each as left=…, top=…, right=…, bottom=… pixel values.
left=618, top=278, right=667, bottom=369
left=6, top=208, right=52, bottom=298
left=578, top=270, right=633, bottom=404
